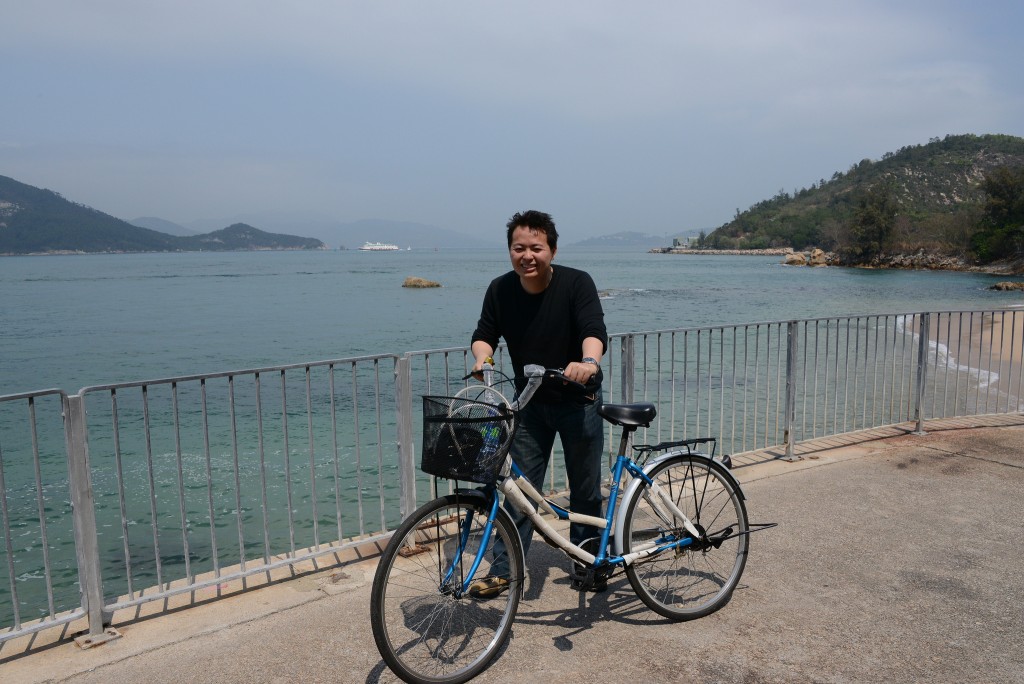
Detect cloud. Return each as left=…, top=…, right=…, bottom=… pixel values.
left=2, top=1, right=1022, bottom=234
left=4, top=2, right=999, bottom=121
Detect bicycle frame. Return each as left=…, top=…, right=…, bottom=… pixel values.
left=441, top=363, right=709, bottom=592
left=506, top=449, right=704, bottom=557
left=445, top=445, right=705, bottom=595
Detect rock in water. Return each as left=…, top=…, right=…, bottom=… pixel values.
left=403, top=276, right=442, bottom=288
left=809, top=248, right=828, bottom=266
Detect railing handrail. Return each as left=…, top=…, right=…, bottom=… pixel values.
left=73, top=352, right=401, bottom=396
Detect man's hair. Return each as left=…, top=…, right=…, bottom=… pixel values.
left=506, top=210, right=558, bottom=250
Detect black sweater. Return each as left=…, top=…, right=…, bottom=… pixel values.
left=472, top=265, right=608, bottom=400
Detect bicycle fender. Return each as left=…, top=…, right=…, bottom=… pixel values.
left=611, top=451, right=744, bottom=555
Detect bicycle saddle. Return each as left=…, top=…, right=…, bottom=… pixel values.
left=598, top=402, right=657, bottom=427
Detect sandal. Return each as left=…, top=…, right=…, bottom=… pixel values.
left=467, top=576, right=510, bottom=599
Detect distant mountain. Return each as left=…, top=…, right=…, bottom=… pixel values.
left=130, top=216, right=197, bottom=236
left=569, top=231, right=669, bottom=249
left=183, top=213, right=492, bottom=250
left=0, top=175, right=325, bottom=254
left=186, top=224, right=323, bottom=251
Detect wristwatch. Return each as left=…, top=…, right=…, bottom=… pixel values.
left=581, top=357, right=600, bottom=367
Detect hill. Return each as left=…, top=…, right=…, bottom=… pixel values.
left=184, top=224, right=323, bottom=251
left=706, top=133, right=1024, bottom=263
left=0, top=176, right=179, bottom=254
left=0, top=176, right=325, bottom=254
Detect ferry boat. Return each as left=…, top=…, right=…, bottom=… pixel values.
left=359, top=241, right=400, bottom=251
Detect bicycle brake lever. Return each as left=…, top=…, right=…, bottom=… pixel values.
left=544, top=368, right=588, bottom=392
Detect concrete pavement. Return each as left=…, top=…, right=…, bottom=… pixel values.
left=2, top=418, right=1023, bottom=684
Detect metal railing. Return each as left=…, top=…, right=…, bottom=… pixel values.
left=78, top=355, right=407, bottom=625
left=1, top=309, right=1021, bottom=644
left=0, top=389, right=87, bottom=640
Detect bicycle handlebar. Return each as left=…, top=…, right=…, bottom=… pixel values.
left=470, top=363, right=592, bottom=412
left=511, top=364, right=546, bottom=410
left=540, top=367, right=590, bottom=393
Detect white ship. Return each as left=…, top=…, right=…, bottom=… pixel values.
left=359, top=241, right=400, bottom=251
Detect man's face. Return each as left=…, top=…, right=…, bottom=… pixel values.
left=509, top=226, right=556, bottom=286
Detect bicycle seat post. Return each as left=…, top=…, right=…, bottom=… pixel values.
left=615, top=423, right=635, bottom=461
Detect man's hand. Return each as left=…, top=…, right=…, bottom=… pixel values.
left=471, top=356, right=494, bottom=381
left=563, top=359, right=598, bottom=384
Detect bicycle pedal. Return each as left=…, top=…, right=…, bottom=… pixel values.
left=570, top=574, right=608, bottom=593
left=569, top=564, right=610, bottom=593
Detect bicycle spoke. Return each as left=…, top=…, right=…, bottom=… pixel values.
left=623, top=455, right=749, bottom=621
left=371, top=494, right=523, bottom=683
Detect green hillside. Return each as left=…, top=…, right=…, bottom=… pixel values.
left=707, top=134, right=1024, bottom=264
left=0, top=175, right=325, bottom=254
left=0, top=176, right=180, bottom=253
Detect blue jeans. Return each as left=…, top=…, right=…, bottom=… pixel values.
left=492, top=396, right=604, bottom=577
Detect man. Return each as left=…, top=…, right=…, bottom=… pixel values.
left=470, top=210, right=608, bottom=594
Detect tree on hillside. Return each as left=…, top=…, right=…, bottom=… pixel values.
left=982, top=166, right=1024, bottom=227
left=839, top=183, right=898, bottom=263
left=972, top=165, right=1024, bottom=262
left=710, top=134, right=1024, bottom=258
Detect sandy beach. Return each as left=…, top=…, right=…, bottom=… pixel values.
left=923, top=308, right=1024, bottom=412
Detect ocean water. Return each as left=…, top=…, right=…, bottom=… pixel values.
left=1, top=247, right=1018, bottom=395
left=0, top=247, right=1021, bottom=626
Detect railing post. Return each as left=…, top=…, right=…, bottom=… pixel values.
left=620, top=335, right=635, bottom=404
left=913, top=312, right=930, bottom=434
left=63, top=393, right=108, bottom=637
left=783, top=321, right=800, bottom=462
left=394, top=355, right=417, bottom=519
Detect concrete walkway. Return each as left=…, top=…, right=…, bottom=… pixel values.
left=3, top=418, right=1023, bottom=684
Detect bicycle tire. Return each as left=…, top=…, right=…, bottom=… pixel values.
left=370, top=492, right=524, bottom=684
left=622, top=454, right=749, bottom=621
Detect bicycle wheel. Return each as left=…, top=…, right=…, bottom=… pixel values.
left=622, top=454, right=748, bottom=620
left=370, top=492, right=524, bottom=684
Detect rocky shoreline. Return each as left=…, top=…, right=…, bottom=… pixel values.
left=654, top=245, right=1024, bottom=276
left=833, top=251, right=1024, bottom=276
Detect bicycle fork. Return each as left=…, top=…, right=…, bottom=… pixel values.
left=440, top=489, right=503, bottom=597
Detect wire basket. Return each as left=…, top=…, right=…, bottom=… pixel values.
left=421, top=395, right=516, bottom=484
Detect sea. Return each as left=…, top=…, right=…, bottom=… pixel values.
left=2, top=247, right=1019, bottom=396
left=1, top=247, right=1021, bottom=625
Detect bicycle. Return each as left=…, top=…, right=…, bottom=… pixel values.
left=370, top=363, right=772, bottom=683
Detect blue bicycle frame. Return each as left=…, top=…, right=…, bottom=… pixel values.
left=445, top=451, right=699, bottom=592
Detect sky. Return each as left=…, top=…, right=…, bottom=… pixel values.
left=3, top=1, right=1024, bottom=242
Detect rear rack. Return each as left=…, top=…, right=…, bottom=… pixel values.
left=632, top=437, right=732, bottom=469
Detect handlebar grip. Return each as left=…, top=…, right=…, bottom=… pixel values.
left=543, top=369, right=589, bottom=393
